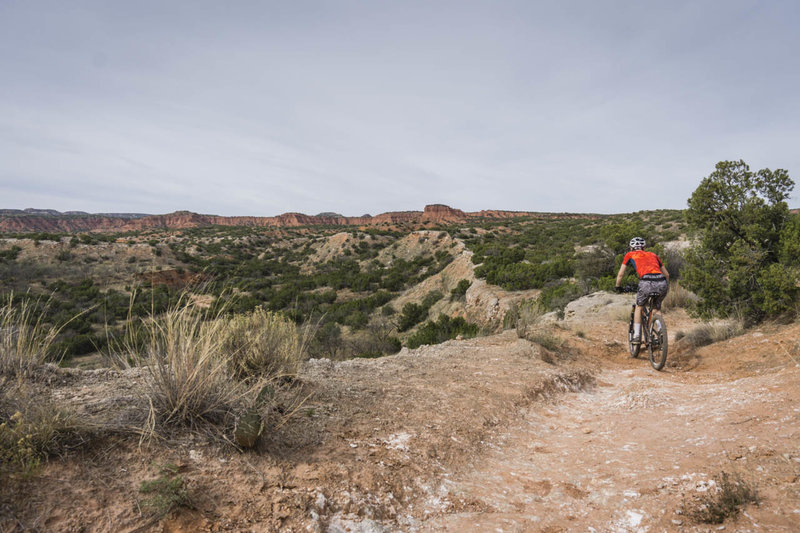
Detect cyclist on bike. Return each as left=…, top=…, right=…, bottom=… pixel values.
left=615, top=237, right=669, bottom=344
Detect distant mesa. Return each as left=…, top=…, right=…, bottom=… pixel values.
left=24, top=208, right=62, bottom=216
left=422, top=204, right=466, bottom=222
left=0, top=204, right=589, bottom=233
left=0, top=208, right=150, bottom=219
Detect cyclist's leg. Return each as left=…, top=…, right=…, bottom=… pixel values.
left=652, top=280, right=669, bottom=311
left=632, top=284, right=649, bottom=341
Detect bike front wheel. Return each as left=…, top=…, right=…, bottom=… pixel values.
left=648, top=315, right=667, bottom=370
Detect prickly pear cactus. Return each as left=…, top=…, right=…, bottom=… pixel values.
left=233, top=408, right=263, bottom=448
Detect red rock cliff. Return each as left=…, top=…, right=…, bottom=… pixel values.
left=0, top=205, right=593, bottom=233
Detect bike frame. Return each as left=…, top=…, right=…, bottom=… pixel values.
left=627, top=289, right=668, bottom=370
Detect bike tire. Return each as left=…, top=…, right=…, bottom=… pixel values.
left=648, top=315, right=667, bottom=371
left=628, top=317, right=640, bottom=358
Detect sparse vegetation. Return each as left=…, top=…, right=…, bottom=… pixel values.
left=0, top=383, right=86, bottom=477
left=138, top=463, right=192, bottom=516
left=685, top=471, right=759, bottom=524
left=0, top=205, right=797, bottom=531
left=0, top=208, right=695, bottom=363
left=528, top=330, right=567, bottom=354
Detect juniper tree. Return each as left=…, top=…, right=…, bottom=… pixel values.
left=683, top=160, right=798, bottom=320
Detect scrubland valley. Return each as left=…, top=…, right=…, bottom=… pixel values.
left=2, top=170, right=800, bottom=531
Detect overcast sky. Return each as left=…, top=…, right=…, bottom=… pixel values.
left=1, top=1, right=798, bottom=216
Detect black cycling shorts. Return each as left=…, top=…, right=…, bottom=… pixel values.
left=636, top=279, right=669, bottom=309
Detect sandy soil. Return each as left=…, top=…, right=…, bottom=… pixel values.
left=2, top=295, right=799, bottom=532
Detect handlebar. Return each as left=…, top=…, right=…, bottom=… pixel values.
left=616, top=284, right=639, bottom=293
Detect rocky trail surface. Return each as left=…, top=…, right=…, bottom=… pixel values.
left=421, top=349, right=800, bottom=532
left=2, top=295, right=799, bottom=532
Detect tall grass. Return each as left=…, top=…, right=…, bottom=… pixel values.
left=0, top=295, right=63, bottom=377
left=115, top=300, right=246, bottom=430
left=220, top=307, right=308, bottom=380
left=110, top=298, right=308, bottom=439
left=662, top=282, right=698, bottom=310
left=506, top=298, right=546, bottom=339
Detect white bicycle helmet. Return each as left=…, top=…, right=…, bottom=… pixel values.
left=629, top=236, right=646, bottom=250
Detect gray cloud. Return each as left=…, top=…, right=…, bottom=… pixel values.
left=1, top=1, right=798, bottom=216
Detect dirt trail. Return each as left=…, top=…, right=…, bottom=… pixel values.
left=419, top=317, right=800, bottom=532
left=421, top=365, right=800, bottom=531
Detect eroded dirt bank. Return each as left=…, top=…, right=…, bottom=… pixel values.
left=1, top=331, right=593, bottom=532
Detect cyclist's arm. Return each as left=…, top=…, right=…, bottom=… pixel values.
left=660, top=264, right=670, bottom=282
left=615, top=261, right=628, bottom=288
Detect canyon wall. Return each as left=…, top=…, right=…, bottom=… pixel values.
left=0, top=205, right=596, bottom=233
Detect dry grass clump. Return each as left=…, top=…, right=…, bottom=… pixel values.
left=662, top=282, right=698, bottom=310
left=0, top=382, right=86, bottom=476
left=113, top=299, right=255, bottom=432
left=509, top=299, right=546, bottom=339
left=111, top=298, right=309, bottom=443
left=0, top=295, right=63, bottom=377
left=611, top=305, right=634, bottom=322
left=528, top=331, right=569, bottom=364
left=675, top=319, right=744, bottom=348
left=507, top=299, right=571, bottom=362
left=219, top=306, right=308, bottom=380
left=686, top=471, right=759, bottom=524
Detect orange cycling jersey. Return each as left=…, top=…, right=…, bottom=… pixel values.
left=623, top=250, right=664, bottom=278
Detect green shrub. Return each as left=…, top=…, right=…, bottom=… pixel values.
left=308, top=321, right=344, bottom=359
left=406, top=314, right=478, bottom=349
left=450, top=279, right=471, bottom=300
left=683, top=160, right=796, bottom=320
left=0, top=245, right=22, bottom=262
left=538, top=281, right=587, bottom=313
left=421, top=290, right=443, bottom=309
left=755, top=263, right=800, bottom=317
left=55, top=250, right=72, bottom=262
left=574, top=247, right=615, bottom=279
left=397, top=302, right=426, bottom=332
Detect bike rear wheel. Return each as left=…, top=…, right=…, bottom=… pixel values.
left=628, top=316, right=640, bottom=358
left=648, top=315, right=667, bottom=370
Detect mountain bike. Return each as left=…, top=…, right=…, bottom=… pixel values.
left=623, top=285, right=668, bottom=371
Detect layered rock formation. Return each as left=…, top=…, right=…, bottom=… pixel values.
left=0, top=205, right=596, bottom=233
